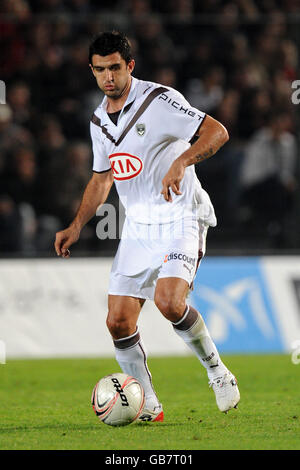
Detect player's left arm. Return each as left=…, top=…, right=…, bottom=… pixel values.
left=161, top=115, right=229, bottom=202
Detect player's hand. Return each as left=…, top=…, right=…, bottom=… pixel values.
left=54, top=225, right=81, bottom=258
left=161, top=158, right=185, bottom=202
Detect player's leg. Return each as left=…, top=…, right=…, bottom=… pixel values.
left=107, top=294, right=163, bottom=421
left=154, top=277, right=228, bottom=376
left=107, top=294, right=142, bottom=338
left=154, top=277, right=240, bottom=413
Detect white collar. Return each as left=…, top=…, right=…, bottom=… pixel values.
left=100, top=76, right=139, bottom=115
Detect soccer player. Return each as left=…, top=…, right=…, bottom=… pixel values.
left=54, top=31, right=240, bottom=422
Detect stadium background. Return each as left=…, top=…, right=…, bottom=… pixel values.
left=0, top=0, right=300, bottom=359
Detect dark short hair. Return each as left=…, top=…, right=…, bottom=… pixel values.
left=89, top=31, right=132, bottom=65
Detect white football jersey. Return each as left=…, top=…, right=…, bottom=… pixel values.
left=90, top=76, right=216, bottom=226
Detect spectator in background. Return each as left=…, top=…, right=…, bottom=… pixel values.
left=152, top=67, right=178, bottom=89
left=0, top=104, right=34, bottom=156
left=4, top=146, right=40, bottom=252
left=280, top=38, right=298, bottom=81
left=238, top=86, right=271, bottom=139
left=133, top=15, right=177, bottom=79
left=35, top=45, right=65, bottom=114
left=37, top=114, right=67, bottom=173
left=179, top=37, right=214, bottom=87
left=52, top=14, right=73, bottom=47
left=195, top=89, right=243, bottom=226
left=34, top=0, right=68, bottom=14
left=230, top=33, right=250, bottom=70
left=59, top=36, right=95, bottom=138
left=5, top=146, right=39, bottom=208
left=49, top=141, right=92, bottom=226
left=3, top=145, right=62, bottom=253
left=0, top=195, right=23, bottom=253
left=239, top=111, right=298, bottom=246
left=27, top=20, right=52, bottom=59
left=46, top=140, right=95, bottom=251
left=184, top=66, right=225, bottom=114
left=124, top=0, right=152, bottom=19
left=7, top=81, right=35, bottom=130
left=0, top=0, right=30, bottom=80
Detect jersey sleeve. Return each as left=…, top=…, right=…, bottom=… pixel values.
left=90, top=121, right=111, bottom=173
left=156, top=88, right=206, bottom=142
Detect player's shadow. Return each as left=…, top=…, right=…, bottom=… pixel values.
left=0, top=423, right=101, bottom=433
left=134, top=422, right=187, bottom=427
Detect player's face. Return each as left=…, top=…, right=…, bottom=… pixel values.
left=90, top=52, right=135, bottom=100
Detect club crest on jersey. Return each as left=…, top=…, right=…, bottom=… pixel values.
left=136, top=123, right=146, bottom=136
left=109, top=153, right=143, bottom=181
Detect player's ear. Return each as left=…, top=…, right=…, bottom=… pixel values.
left=89, top=64, right=96, bottom=77
left=127, top=59, right=135, bottom=74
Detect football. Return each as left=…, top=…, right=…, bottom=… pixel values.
left=91, top=373, right=145, bottom=426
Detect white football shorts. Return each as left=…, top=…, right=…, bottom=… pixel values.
left=108, top=216, right=208, bottom=300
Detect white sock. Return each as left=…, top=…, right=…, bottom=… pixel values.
left=113, top=328, right=160, bottom=410
left=173, top=305, right=227, bottom=380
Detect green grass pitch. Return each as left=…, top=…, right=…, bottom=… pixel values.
left=1, top=354, right=300, bottom=450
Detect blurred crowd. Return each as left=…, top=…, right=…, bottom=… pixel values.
left=0, top=0, right=299, bottom=255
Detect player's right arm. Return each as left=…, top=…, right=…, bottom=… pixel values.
left=54, top=169, right=114, bottom=257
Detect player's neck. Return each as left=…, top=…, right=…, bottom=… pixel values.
left=106, top=76, right=132, bottom=114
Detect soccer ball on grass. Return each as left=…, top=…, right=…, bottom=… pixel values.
left=91, top=373, right=145, bottom=426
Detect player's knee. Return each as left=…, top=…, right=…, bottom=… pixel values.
left=106, top=312, right=134, bottom=339
left=154, top=293, right=186, bottom=323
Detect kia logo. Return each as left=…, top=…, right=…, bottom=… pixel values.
left=109, top=153, right=143, bottom=181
